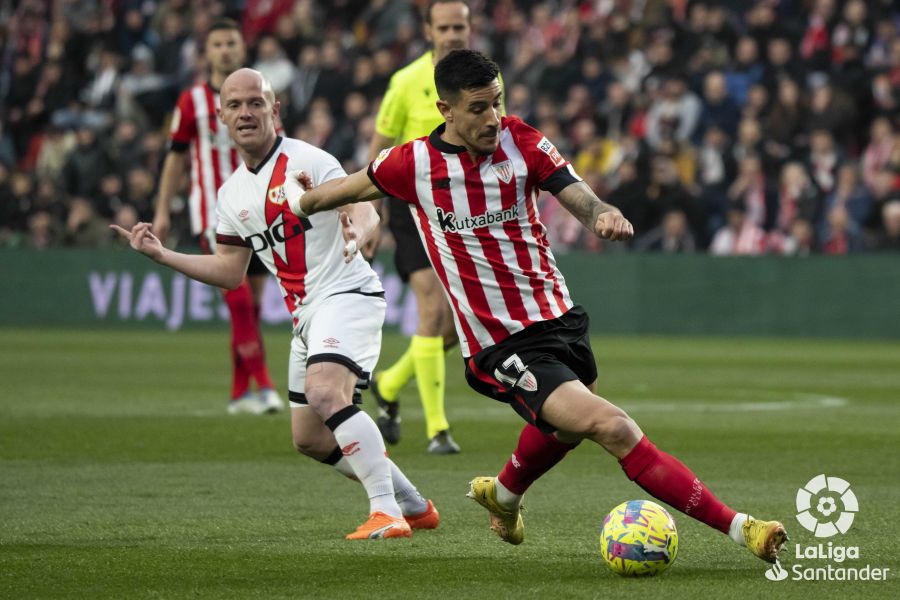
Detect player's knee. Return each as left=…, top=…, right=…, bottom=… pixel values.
left=304, top=384, right=351, bottom=418
left=590, top=413, right=640, bottom=452
left=291, top=434, right=316, bottom=457
left=291, top=433, right=329, bottom=459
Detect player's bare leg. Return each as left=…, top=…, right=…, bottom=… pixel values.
left=304, top=361, right=410, bottom=539
left=473, top=381, right=787, bottom=561
left=290, top=406, right=438, bottom=530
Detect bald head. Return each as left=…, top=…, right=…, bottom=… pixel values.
left=222, top=68, right=276, bottom=104
left=218, top=68, right=280, bottom=166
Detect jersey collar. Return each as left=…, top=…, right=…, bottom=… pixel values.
left=429, top=123, right=466, bottom=154
left=247, top=136, right=283, bottom=174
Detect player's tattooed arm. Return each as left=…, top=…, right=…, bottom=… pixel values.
left=555, top=181, right=634, bottom=242
left=286, top=169, right=381, bottom=217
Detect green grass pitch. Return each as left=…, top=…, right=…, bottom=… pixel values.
left=1, top=328, right=898, bottom=599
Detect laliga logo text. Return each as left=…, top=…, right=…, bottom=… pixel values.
left=764, top=474, right=891, bottom=583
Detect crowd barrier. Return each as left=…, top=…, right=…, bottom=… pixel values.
left=2, top=249, right=897, bottom=338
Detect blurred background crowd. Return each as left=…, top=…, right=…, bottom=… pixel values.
left=1, top=0, right=900, bottom=254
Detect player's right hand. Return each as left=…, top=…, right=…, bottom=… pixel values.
left=594, top=212, right=634, bottom=241
left=110, top=222, right=164, bottom=260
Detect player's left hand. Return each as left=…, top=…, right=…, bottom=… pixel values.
left=339, top=212, right=360, bottom=263
left=594, top=212, right=634, bottom=241
left=110, top=222, right=164, bottom=259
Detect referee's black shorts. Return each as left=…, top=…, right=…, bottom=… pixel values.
left=464, top=306, right=598, bottom=433
left=387, top=198, right=431, bottom=282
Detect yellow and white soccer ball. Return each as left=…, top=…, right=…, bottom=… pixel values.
left=599, top=500, right=679, bottom=576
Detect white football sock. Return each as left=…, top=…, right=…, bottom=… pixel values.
left=332, top=456, right=428, bottom=515
left=729, top=513, right=749, bottom=545
left=494, top=476, right=523, bottom=509
left=386, top=459, right=428, bottom=515
left=331, top=411, right=401, bottom=517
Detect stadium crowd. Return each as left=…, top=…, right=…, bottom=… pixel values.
left=1, top=0, right=900, bottom=254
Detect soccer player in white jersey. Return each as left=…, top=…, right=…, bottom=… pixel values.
left=114, top=69, right=438, bottom=540
left=152, top=19, right=282, bottom=416
left=286, top=50, right=788, bottom=563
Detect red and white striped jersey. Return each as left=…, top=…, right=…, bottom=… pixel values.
left=169, top=82, right=240, bottom=239
left=215, top=137, right=382, bottom=324
left=368, top=116, right=580, bottom=357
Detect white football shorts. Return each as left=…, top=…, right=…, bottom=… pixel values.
left=288, top=291, right=385, bottom=408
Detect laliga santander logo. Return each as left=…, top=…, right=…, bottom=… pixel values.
left=763, top=474, right=891, bottom=583
left=795, top=474, right=858, bottom=538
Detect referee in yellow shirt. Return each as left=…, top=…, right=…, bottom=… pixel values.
left=368, top=0, right=504, bottom=454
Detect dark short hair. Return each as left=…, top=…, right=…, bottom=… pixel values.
left=425, top=0, right=471, bottom=24
left=434, top=49, right=499, bottom=102
left=207, top=18, right=241, bottom=38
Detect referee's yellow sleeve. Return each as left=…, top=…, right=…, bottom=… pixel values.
left=375, top=77, right=405, bottom=141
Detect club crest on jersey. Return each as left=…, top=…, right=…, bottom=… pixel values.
left=268, top=184, right=286, bottom=205
left=537, top=136, right=565, bottom=167
left=372, top=146, right=394, bottom=172
left=491, top=160, right=514, bottom=184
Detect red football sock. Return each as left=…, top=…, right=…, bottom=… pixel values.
left=619, top=435, right=736, bottom=534
left=497, top=424, right=580, bottom=495
left=224, top=280, right=274, bottom=396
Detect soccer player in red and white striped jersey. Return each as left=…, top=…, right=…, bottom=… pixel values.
left=289, top=49, right=788, bottom=563
left=152, top=19, right=281, bottom=415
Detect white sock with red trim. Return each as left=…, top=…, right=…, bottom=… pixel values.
left=328, top=408, right=401, bottom=518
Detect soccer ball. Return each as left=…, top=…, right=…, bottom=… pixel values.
left=599, top=500, right=679, bottom=576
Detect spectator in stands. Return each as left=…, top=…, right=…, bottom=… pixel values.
left=820, top=205, right=866, bottom=254
left=762, top=36, right=805, bottom=91
left=724, top=36, right=764, bottom=107
left=645, top=74, right=702, bottom=150
left=252, top=35, right=294, bottom=95
left=709, top=201, right=767, bottom=256
left=696, top=70, right=740, bottom=143
left=777, top=162, right=822, bottom=236
left=870, top=200, right=900, bottom=251
left=60, top=125, right=112, bottom=200
left=807, top=129, right=843, bottom=196
left=825, top=164, right=873, bottom=228
left=861, top=117, right=896, bottom=190
left=697, top=126, right=736, bottom=238
left=781, top=219, right=816, bottom=256
left=764, top=77, right=806, bottom=168
left=727, top=155, right=771, bottom=230
left=635, top=209, right=697, bottom=253
left=64, top=198, right=111, bottom=247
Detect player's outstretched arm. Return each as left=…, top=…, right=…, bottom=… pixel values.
left=555, top=181, right=634, bottom=242
left=285, top=169, right=382, bottom=218
left=110, top=222, right=251, bottom=289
